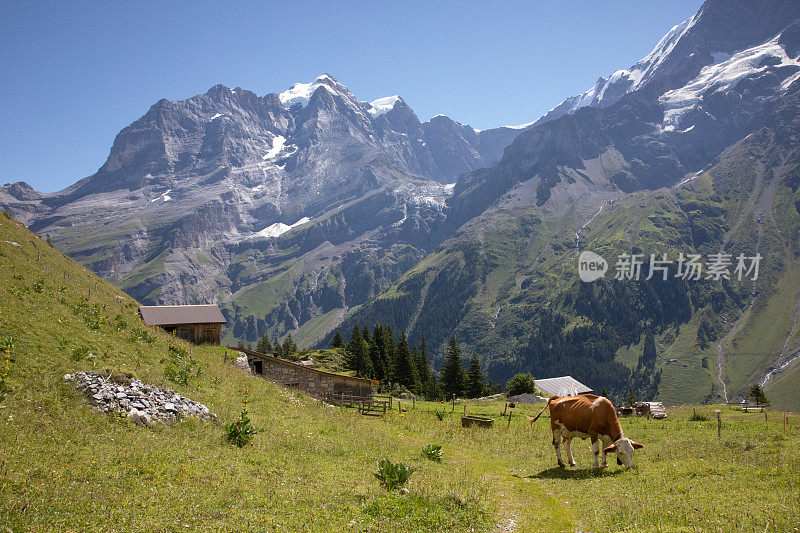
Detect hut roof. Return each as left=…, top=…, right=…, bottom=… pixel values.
left=139, top=305, right=226, bottom=326
left=536, top=376, right=593, bottom=397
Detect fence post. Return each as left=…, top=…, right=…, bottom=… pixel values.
left=714, top=409, right=722, bottom=438
left=452, top=394, right=455, bottom=412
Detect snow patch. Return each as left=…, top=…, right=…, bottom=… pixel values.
left=504, top=121, right=535, bottom=130
left=150, top=189, right=172, bottom=203
left=659, top=37, right=800, bottom=130
left=367, top=95, right=400, bottom=117
left=403, top=182, right=457, bottom=208
left=210, top=113, right=224, bottom=120
left=279, top=74, right=340, bottom=108
left=545, top=13, right=698, bottom=119
left=263, top=135, right=287, bottom=160
left=248, top=217, right=311, bottom=240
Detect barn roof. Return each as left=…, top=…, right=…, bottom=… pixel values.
left=536, top=376, right=593, bottom=397
left=138, top=305, right=226, bottom=326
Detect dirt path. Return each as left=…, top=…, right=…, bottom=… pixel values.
left=446, top=448, right=576, bottom=532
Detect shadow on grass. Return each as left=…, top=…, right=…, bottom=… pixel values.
left=514, top=467, right=627, bottom=480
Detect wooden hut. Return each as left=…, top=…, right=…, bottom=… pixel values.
left=535, top=376, right=593, bottom=397
left=138, top=304, right=226, bottom=344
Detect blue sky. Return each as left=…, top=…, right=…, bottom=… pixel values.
left=1, top=1, right=702, bottom=192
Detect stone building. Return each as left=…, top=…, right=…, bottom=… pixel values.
left=139, top=304, right=226, bottom=345
left=235, top=347, right=374, bottom=399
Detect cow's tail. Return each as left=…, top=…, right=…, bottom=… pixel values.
left=532, top=395, right=557, bottom=422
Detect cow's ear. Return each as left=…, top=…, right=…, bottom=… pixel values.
left=603, top=443, right=616, bottom=453
left=631, top=441, right=644, bottom=449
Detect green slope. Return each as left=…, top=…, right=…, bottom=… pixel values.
left=1, top=212, right=799, bottom=530
left=324, top=113, right=800, bottom=406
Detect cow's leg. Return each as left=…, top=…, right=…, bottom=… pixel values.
left=552, top=429, right=565, bottom=468
left=591, top=437, right=600, bottom=470
left=563, top=437, right=576, bottom=466
left=600, top=435, right=613, bottom=468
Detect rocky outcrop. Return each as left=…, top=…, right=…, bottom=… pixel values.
left=64, top=371, right=216, bottom=426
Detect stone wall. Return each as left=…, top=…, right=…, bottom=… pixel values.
left=231, top=347, right=374, bottom=398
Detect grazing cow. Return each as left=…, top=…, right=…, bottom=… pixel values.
left=532, top=394, right=643, bottom=469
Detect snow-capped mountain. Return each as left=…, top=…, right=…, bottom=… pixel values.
left=322, top=0, right=800, bottom=405
left=533, top=0, right=800, bottom=126
left=1, top=74, right=519, bottom=343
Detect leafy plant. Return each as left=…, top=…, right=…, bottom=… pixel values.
left=422, top=444, right=443, bottom=462
left=163, top=342, right=202, bottom=386
left=71, top=346, right=91, bottom=362
left=434, top=410, right=445, bottom=421
left=225, top=386, right=257, bottom=447
left=689, top=409, right=709, bottom=422
left=129, top=327, right=156, bottom=344
left=374, top=459, right=416, bottom=491
left=32, top=278, right=45, bottom=293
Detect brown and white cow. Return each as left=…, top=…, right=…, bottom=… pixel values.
left=532, top=394, right=643, bottom=469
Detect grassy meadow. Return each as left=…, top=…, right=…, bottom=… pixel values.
left=1, top=213, right=799, bottom=532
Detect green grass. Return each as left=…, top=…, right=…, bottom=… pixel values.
left=1, top=213, right=799, bottom=531
left=724, top=264, right=800, bottom=399
left=765, top=359, right=800, bottom=412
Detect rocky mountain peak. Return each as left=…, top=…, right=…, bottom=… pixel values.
left=535, top=0, right=800, bottom=126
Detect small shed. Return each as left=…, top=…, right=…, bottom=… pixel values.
left=139, top=304, right=226, bottom=345
left=536, top=376, right=593, bottom=397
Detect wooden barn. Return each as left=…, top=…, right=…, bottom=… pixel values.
left=138, top=304, right=226, bottom=345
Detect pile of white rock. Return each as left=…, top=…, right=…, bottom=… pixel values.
left=64, top=371, right=216, bottom=426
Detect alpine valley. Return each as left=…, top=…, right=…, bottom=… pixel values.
left=4, top=0, right=800, bottom=409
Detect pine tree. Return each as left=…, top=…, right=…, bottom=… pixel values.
left=415, top=334, right=431, bottom=387
left=440, top=335, right=465, bottom=399
left=256, top=333, right=273, bottom=354
left=368, top=333, right=386, bottom=382
left=331, top=330, right=345, bottom=349
left=425, top=372, right=439, bottom=401
left=282, top=334, right=298, bottom=356
left=347, top=326, right=373, bottom=378
left=627, top=386, right=638, bottom=406
left=747, top=384, right=770, bottom=406
left=394, top=332, right=420, bottom=393
left=382, top=326, right=397, bottom=383
left=601, top=387, right=609, bottom=398
left=273, top=340, right=283, bottom=358
left=466, top=354, right=484, bottom=398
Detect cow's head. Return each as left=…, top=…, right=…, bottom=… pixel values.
left=603, top=437, right=643, bottom=468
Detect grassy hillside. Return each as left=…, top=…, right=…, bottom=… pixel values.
left=1, top=213, right=799, bottom=531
